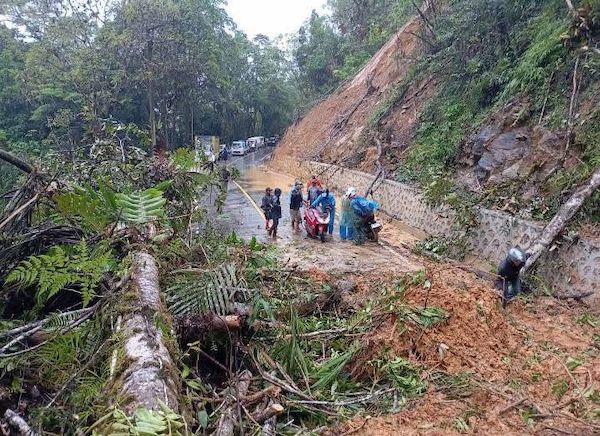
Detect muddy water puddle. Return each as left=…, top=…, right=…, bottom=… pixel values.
left=224, top=164, right=425, bottom=273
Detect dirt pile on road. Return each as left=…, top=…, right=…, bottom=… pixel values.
left=317, top=263, right=600, bottom=435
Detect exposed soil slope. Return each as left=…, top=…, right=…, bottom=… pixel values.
left=274, top=12, right=432, bottom=174
left=318, top=264, right=600, bottom=435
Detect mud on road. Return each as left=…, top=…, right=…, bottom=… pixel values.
left=214, top=153, right=600, bottom=435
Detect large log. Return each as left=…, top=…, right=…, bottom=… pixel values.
left=113, top=250, right=180, bottom=415
left=4, top=409, right=37, bottom=435
left=522, top=168, right=600, bottom=276
left=0, top=148, right=33, bottom=174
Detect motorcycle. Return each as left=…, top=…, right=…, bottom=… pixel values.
left=304, top=206, right=331, bottom=243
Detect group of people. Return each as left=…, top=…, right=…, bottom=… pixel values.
left=258, top=173, right=531, bottom=307
left=260, top=175, right=378, bottom=244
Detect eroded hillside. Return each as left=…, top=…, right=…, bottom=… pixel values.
left=276, top=0, right=600, bottom=225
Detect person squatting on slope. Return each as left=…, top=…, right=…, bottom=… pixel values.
left=340, top=187, right=356, bottom=240
left=311, top=188, right=336, bottom=235
left=269, top=188, right=282, bottom=238
left=289, top=180, right=304, bottom=231
left=496, top=247, right=528, bottom=307
left=260, top=187, right=273, bottom=230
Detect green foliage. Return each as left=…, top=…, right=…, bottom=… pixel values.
left=311, top=347, right=356, bottom=391
left=396, top=305, right=448, bottom=329
left=552, top=379, right=569, bottom=399
left=171, top=148, right=197, bottom=171
left=372, top=356, right=427, bottom=397
left=55, top=182, right=118, bottom=233
left=90, top=402, right=186, bottom=435
left=166, top=263, right=254, bottom=316
left=576, top=312, right=599, bottom=328
left=404, top=101, right=475, bottom=178
left=116, top=188, right=167, bottom=225
left=5, top=240, right=115, bottom=307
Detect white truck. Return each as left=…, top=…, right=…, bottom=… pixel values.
left=195, top=135, right=219, bottom=162
left=246, top=136, right=265, bottom=151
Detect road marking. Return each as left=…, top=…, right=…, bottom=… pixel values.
left=232, top=180, right=264, bottom=218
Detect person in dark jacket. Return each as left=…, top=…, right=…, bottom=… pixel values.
left=269, top=188, right=283, bottom=238
left=289, top=181, right=304, bottom=231
left=496, top=247, right=528, bottom=307
left=261, top=187, right=273, bottom=230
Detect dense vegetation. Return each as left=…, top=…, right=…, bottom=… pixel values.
left=292, top=0, right=414, bottom=101
left=291, top=0, right=600, bottom=222
left=0, top=0, right=298, bottom=201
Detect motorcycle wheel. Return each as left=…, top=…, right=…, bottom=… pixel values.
left=320, top=229, right=326, bottom=243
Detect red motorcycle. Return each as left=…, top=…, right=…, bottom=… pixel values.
left=304, top=206, right=331, bottom=243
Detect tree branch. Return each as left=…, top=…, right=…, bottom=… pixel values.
left=0, top=148, right=33, bottom=174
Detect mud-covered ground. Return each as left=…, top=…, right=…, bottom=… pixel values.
left=216, top=153, right=600, bottom=435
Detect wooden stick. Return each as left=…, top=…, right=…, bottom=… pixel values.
left=498, top=398, right=525, bottom=415
left=0, top=193, right=41, bottom=232
left=251, top=403, right=284, bottom=424
left=242, top=386, right=281, bottom=406
left=213, top=370, right=252, bottom=436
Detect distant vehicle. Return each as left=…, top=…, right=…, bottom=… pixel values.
left=266, top=136, right=278, bottom=146
left=247, top=136, right=265, bottom=151
left=231, top=140, right=248, bottom=156
left=195, top=135, right=220, bottom=163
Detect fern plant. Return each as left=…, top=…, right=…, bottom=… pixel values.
left=116, top=188, right=167, bottom=225
left=166, top=263, right=254, bottom=316
left=55, top=181, right=118, bottom=233
left=6, top=240, right=115, bottom=307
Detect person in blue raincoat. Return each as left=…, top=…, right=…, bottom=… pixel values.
left=311, top=188, right=336, bottom=235
left=350, top=195, right=378, bottom=245
left=339, top=187, right=356, bottom=241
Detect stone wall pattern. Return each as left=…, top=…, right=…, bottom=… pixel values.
left=271, top=157, right=600, bottom=303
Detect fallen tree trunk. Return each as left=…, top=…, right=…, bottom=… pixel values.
left=113, top=250, right=180, bottom=416
left=522, top=168, right=600, bottom=276
left=4, top=409, right=37, bottom=436
left=0, top=148, right=33, bottom=174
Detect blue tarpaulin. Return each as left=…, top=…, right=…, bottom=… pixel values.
left=351, top=197, right=378, bottom=216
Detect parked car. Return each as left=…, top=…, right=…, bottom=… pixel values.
left=266, top=136, right=277, bottom=146
left=247, top=136, right=265, bottom=151
left=231, top=140, right=247, bottom=156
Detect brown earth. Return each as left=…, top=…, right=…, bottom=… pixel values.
left=313, top=263, right=600, bottom=435
left=273, top=12, right=432, bottom=175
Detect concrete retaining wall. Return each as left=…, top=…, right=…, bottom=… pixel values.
left=271, top=157, right=600, bottom=302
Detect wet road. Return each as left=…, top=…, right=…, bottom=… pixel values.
left=215, top=148, right=423, bottom=273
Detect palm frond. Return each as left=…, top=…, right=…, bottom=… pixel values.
left=116, top=188, right=166, bottom=225
left=166, top=263, right=254, bottom=316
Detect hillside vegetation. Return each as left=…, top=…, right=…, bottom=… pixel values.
left=278, top=0, right=600, bottom=225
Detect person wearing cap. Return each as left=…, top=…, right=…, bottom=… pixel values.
left=496, top=247, right=528, bottom=307
left=260, top=187, right=273, bottom=230
left=289, top=180, right=304, bottom=231
left=340, top=187, right=356, bottom=240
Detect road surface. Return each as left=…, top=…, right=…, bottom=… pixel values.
left=215, top=148, right=422, bottom=274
